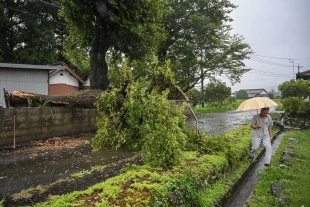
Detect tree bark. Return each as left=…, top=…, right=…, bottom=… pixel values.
left=4, top=89, right=103, bottom=108
left=90, top=18, right=110, bottom=90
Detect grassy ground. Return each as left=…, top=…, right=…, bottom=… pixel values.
left=249, top=129, right=310, bottom=207
left=31, top=126, right=254, bottom=207
left=194, top=99, right=244, bottom=114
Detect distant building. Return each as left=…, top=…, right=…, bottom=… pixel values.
left=243, top=88, right=269, bottom=98
left=232, top=88, right=269, bottom=98
left=296, top=70, right=310, bottom=80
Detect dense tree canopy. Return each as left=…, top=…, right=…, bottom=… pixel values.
left=1, top=0, right=252, bottom=93
left=236, top=90, right=248, bottom=99
left=157, top=0, right=252, bottom=95
left=59, top=0, right=168, bottom=89
left=278, top=79, right=310, bottom=100
left=0, top=0, right=65, bottom=64
left=204, top=81, right=231, bottom=107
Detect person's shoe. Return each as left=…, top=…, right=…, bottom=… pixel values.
left=264, top=163, right=271, bottom=167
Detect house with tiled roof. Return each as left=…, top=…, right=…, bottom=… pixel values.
left=243, top=88, right=269, bottom=98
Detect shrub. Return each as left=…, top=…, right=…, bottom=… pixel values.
left=93, top=61, right=192, bottom=169
left=268, top=92, right=274, bottom=99
left=225, top=96, right=237, bottom=105
left=282, top=97, right=302, bottom=117
left=278, top=79, right=310, bottom=99
left=236, top=90, right=248, bottom=99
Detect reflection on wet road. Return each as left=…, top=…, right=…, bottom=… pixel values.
left=187, top=110, right=259, bottom=135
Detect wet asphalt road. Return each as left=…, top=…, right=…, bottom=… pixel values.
left=187, top=109, right=261, bottom=135
left=0, top=144, right=137, bottom=198
left=0, top=109, right=271, bottom=199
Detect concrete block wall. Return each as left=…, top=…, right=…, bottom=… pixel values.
left=0, top=107, right=100, bottom=147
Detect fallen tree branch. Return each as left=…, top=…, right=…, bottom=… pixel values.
left=173, top=84, right=201, bottom=141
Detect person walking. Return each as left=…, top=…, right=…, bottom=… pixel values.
left=249, top=107, right=273, bottom=166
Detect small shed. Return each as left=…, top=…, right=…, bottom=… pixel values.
left=48, top=63, right=85, bottom=95
left=0, top=63, right=65, bottom=108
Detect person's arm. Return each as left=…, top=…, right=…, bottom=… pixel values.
left=269, top=126, right=273, bottom=140
left=250, top=115, right=261, bottom=129
left=251, top=124, right=261, bottom=129
left=268, top=116, right=273, bottom=140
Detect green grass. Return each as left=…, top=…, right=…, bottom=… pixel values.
left=194, top=99, right=244, bottom=114
left=249, top=129, right=310, bottom=207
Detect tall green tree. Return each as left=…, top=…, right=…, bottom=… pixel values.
left=157, top=0, right=252, bottom=103
left=278, top=79, right=310, bottom=100
left=0, top=0, right=65, bottom=64
left=204, top=81, right=231, bottom=107
left=236, top=90, right=248, bottom=99
left=59, top=0, right=167, bottom=90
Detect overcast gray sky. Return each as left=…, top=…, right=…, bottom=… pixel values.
left=222, top=0, right=310, bottom=92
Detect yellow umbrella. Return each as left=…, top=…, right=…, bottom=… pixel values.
left=236, top=97, right=278, bottom=111
left=236, top=97, right=278, bottom=124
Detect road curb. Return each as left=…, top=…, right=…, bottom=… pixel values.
left=218, top=129, right=284, bottom=207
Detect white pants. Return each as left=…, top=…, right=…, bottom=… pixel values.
left=250, top=136, right=272, bottom=164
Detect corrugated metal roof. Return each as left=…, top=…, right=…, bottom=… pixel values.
left=0, top=63, right=65, bottom=70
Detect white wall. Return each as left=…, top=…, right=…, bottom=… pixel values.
left=0, top=69, right=48, bottom=107
left=49, top=70, right=79, bottom=87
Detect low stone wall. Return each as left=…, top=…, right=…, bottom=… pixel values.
left=0, top=108, right=100, bottom=147
left=0, top=100, right=192, bottom=147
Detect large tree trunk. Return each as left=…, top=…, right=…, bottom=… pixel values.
left=3, top=89, right=103, bottom=108
left=90, top=18, right=110, bottom=90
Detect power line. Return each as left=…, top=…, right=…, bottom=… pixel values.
left=250, top=57, right=296, bottom=68
left=37, top=0, right=62, bottom=9
left=251, top=54, right=291, bottom=60
left=251, top=54, right=310, bottom=60
left=250, top=56, right=295, bottom=67
left=240, top=77, right=290, bottom=82
left=247, top=67, right=289, bottom=76
left=249, top=69, right=291, bottom=78
left=0, top=3, right=66, bottom=26
left=247, top=71, right=290, bottom=78
left=294, top=58, right=310, bottom=60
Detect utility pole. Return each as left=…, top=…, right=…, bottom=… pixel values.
left=297, top=64, right=303, bottom=73
left=289, top=59, right=295, bottom=80
left=296, top=64, right=304, bottom=80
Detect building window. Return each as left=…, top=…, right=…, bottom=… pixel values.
left=60, top=73, right=63, bottom=76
